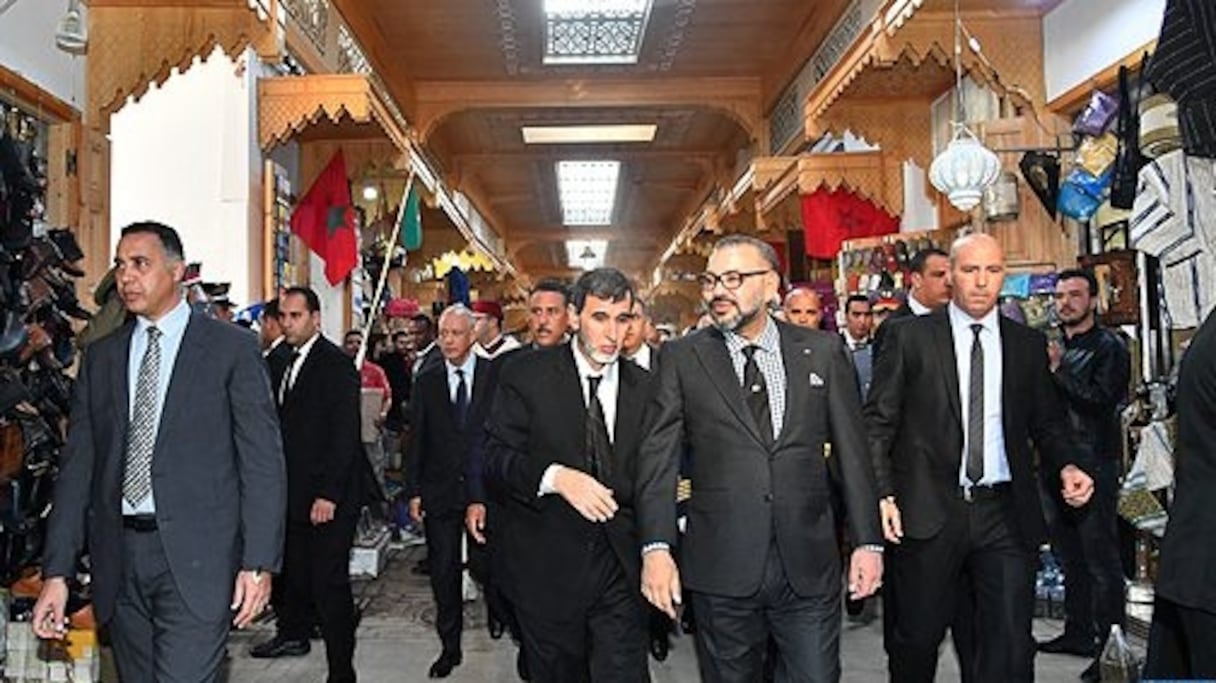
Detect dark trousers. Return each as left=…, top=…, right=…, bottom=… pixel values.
left=110, top=528, right=229, bottom=683
left=886, top=491, right=1036, bottom=683
left=516, top=540, right=648, bottom=683
left=1043, top=460, right=1124, bottom=647
left=1144, top=596, right=1216, bottom=678
left=281, top=515, right=358, bottom=683
left=424, top=510, right=465, bottom=654
left=882, top=562, right=978, bottom=681
left=468, top=500, right=523, bottom=643
left=691, top=540, right=842, bottom=683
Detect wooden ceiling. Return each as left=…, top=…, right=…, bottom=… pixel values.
left=328, top=0, right=1051, bottom=282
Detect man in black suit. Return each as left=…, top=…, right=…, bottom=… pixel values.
left=250, top=286, right=362, bottom=683
left=484, top=268, right=653, bottom=682
left=865, top=233, right=1094, bottom=682
left=1144, top=308, right=1216, bottom=679
left=407, top=304, right=496, bottom=678
left=261, top=297, right=293, bottom=367
left=33, top=222, right=285, bottom=680
left=637, top=234, right=883, bottom=683
left=873, top=247, right=951, bottom=355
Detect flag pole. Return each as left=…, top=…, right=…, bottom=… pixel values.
left=356, top=171, right=416, bottom=369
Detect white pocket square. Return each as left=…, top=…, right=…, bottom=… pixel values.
left=809, top=372, right=825, bottom=387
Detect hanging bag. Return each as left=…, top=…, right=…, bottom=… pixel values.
left=1110, top=57, right=1150, bottom=209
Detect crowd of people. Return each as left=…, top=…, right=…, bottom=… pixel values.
left=22, top=221, right=1216, bottom=683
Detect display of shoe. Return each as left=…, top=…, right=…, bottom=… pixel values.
left=249, top=634, right=310, bottom=658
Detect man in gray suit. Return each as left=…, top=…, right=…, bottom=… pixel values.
left=32, top=221, right=286, bottom=681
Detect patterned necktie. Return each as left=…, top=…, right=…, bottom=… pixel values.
left=453, top=368, right=469, bottom=428
left=742, top=345, right=773, bottom=445
left=585, top=376, right=612, bottom=480
left=966, top=323, right=985, bottom=485
left=123, top=326, right=162, bottom=506
left=278, top=349, right=300, bottom=406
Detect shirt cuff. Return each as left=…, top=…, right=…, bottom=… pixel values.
left=857, top=543, right=884, bottom=554
left=538, top=464, right=561, bottom=497
left=642, top=542, right=671, bottom=556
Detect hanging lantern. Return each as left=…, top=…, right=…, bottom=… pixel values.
left=983, top=171, right=1021, bottom=222
left=929, top=129, right=1002, bottom=212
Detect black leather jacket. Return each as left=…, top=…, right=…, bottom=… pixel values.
left=1052, top=325, right=1131, bottom=462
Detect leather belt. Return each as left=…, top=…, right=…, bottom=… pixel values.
left=960, top=482, right=1011, bottom=503
left=122, top=515, right=158, bottom=532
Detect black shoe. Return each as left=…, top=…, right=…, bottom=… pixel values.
left=310, top=624, right=323, bottom=640
left=249, top=635, right=310, bottom=658
left=845, top=596, right=865, bottom=617
left=1079, top=659, right=1099, bottom=682
left=428, top=651, right=462, bottom=679
left=650, top=634, right=670, bottom=662
left=1037, top=633, right=1096, bottom=657
left=488, top=614, right=505, bottom=640
left=516, top=649, right=531, bottom=681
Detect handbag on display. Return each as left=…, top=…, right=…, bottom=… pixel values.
left=1057, top=167, right=1112, bottom=222
left=1110, top=60, right=1149, bottom=209
left=1073, top=90, right=1120, bottom=137
left=1077, top=133, right=1119, bottom=177
left=1019, top=151, right=1060, bottom=219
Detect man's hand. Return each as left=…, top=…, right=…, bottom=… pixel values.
left=31, top=577, right=69, bottom=640
left=231, top=570, right=272, bottom=629
left=848, top=548, right=884, bottom=600
left=641, top=549, right=682, bottom=619
left=880, top=497, right=904, bottom=544
left=310, top=498, right=337, bottom=525
left=466, top=503, right=487, bottom=544
left=408, top=496, right=424, bottom=525
left=1060, top=465, right=1094, bottom=507
left=552, top=467, right=618, bottom=523
left=1047, top=340, right=1063, bottom=373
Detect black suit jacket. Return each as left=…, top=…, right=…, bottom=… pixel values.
left=485, top=344, right=653, bottom=620
left=636, top=320, right=881, bottom=599
left=407, top=355, right=495, bottom=514
left=44, top=313, right=286, bottom=623
left=277, top=336, right=363, bottom=522
left=1154, top=310, right=1216, bottom=611
left=863, top=309, right=1082, bottom=549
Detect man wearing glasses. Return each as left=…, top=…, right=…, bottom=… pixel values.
left=636, top=235, right=883, bottom=682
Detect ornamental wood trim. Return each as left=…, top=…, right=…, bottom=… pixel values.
left=257, top=74, right=410, bottom=152
left=796, top=150, right=895, bottom=213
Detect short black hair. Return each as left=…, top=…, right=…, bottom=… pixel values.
left=845, top=293, right=872, bottom=311
left=712, top=234, right=780, bottom=272
left=344, top=329, right=363, bottom=341
left=410, top=313, right=433, bottom=331
left=392, top=330, right=408, bottom=342
left=909, top=247, right=949, bottom=275
left=120, top=221, right=185, bottom=262
left=263, top=297, right=280, bottom=319
left=571, top=268, right=634, bottom=314
left=1057, top=268, right=1098, bottom=296
left=283, top=286, right=321, bottom=313
left=531, top=278, right=571, bottom=306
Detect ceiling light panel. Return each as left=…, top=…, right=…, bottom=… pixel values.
left=543, top=0, right=653, bottom=65
left=556, top=160, right=621, bottom=226
left=566, top=240, right=609, bottom=270
left=522, top=124, right=657, bottom=145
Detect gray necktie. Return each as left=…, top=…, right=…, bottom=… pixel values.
left=966, top=323, right=985, bottom=485
left=123, top=326, right=162, bottom=506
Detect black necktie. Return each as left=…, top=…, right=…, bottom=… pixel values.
left=966, top=324, right=985, bottom=485
left=586, top=376, right=612, bottom=480
left=454, top=368, right=469, bottom=428
left=742, top=345, right=773, bottom=444
left=279, top=349, right=300, bottom=406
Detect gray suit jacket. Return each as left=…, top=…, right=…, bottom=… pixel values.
left=44, top=312, right=286, bottom=623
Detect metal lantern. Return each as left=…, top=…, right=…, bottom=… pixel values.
left=930, top=130, right=1002, bottom=212
left=983, top=171, right=1020, bottom=222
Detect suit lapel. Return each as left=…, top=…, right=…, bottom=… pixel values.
left=111, top=322, right=135, bottom=436
left=557, top=346, right=587, bottom=452
left=692, top=329, right=767, bottom=447
left=932, top=312, right=963, bottom=426
left=774, top=324, right=804, bottom=449
left=613, top=363, right=643, bottom=461
left=999, top=317, right=1017, bottom=438
left=153, top=314, right=205, bottom=457
left=471, top=357, right=491, bottom=416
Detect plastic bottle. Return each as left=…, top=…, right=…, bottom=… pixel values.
left=1098, top=624, right=1140, bottom=682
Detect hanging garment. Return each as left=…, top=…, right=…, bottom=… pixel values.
left=1145, top=0, right=1216, bottom=159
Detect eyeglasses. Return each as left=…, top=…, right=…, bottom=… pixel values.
left=697, top=269, right=772, bottom=291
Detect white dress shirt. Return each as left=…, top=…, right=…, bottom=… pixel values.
left=625, top=343, right=653, bottom=373
left=948, top=302, right=1011, bottom=487
left=908, top=295, right=933, bottom=316
left=263, top=335, right=285, bottom=358
left=123, top=298, right=191, bottom=515
left=445, top=353, right=477, bottom=403
left=539, top=344, right=620, bottom=495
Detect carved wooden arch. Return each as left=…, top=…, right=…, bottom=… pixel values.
left=258, top=75, right=411, bottom=153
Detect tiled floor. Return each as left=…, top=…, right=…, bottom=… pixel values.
left=224, top=546, right=1125, bottom=682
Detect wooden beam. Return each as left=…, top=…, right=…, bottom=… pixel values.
left=1046, top=40, right=1156, bottom=115
left=450, top=148, right=725, bottom=165
left=0, top=63, right=80, bottom=122
left=506, top=227, right=664, bottom=243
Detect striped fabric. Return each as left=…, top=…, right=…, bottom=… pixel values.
left=1147, top=0, right=1216, bottom=159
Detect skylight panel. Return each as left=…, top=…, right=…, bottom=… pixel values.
left=543, top=0, right=653, bottom=65
left=556, top=160, right=620, bottom=226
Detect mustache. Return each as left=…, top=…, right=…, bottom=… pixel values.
left=710, top=296, right=737, bottom=307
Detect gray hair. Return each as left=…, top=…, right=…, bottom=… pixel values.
left=711, top=234, right=780, bottom=272
left=439, top=303, right=476, bottom=328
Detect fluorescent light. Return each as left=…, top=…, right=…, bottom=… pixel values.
left=544, top=0, right=652, bottom=65
left=523, top=124, right=657, bottom=145
left=566, top=240, right=609, bottom=270
left=556, top=160, right=620, bottom=226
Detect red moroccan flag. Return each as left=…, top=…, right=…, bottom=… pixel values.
left=290, top=150, right=358, bottom=285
